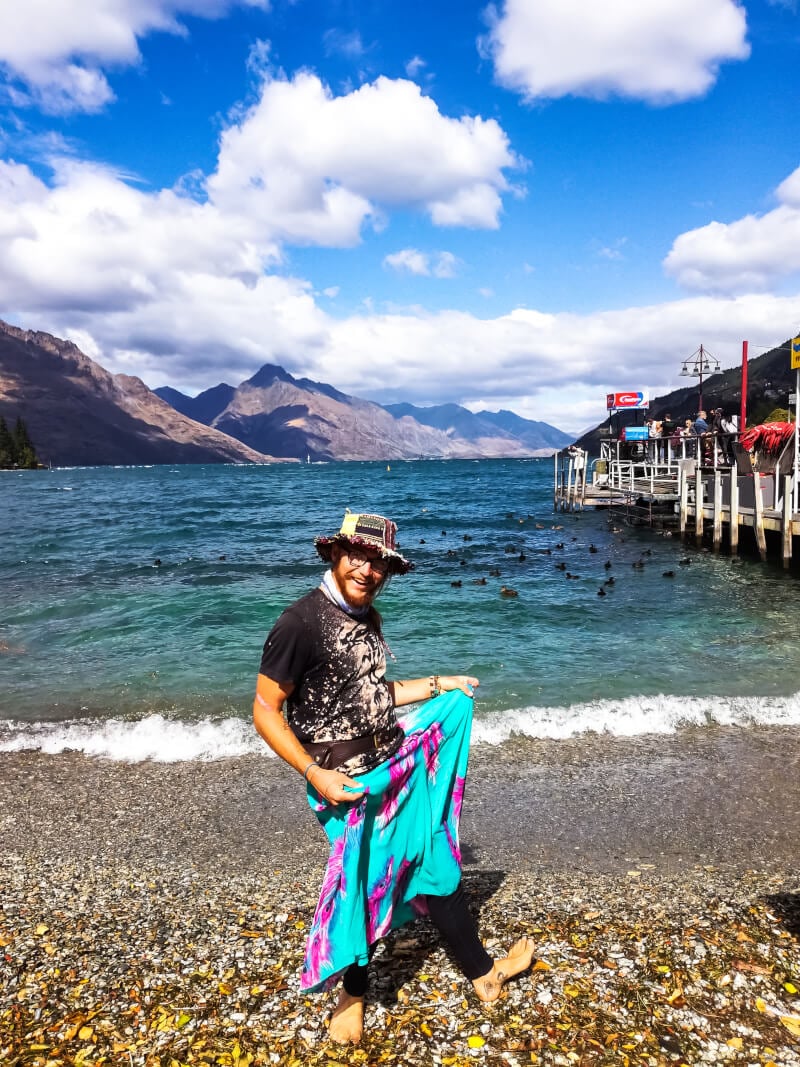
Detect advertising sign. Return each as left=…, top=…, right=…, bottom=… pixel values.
left=791, top=336, right=800, bottom=370
left=606, top=391, right=649, bottom=410
left=622, top=426, right=649, bottom=441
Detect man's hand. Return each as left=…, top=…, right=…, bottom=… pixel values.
left=307, top=766, right=366, bottom=806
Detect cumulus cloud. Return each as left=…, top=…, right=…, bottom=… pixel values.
left=383, top=249, right=460, bottom=277
left=0, top=0, right=268, bottom=114
left=3, top=135, right=795, bottom=433
left=208, top=72, right=517, bottom=241
left=315, top=292, right=796, bottom=432
left=0, top=69, right=520, bottom=393
left=482, top=0, right=749, bottom=103
left=664, top=164, right=800, bottom=294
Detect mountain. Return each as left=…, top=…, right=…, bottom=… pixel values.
left=575, top=339, right=796, bottom=454
left=154, top=382, right=236, bottom=424
left=159, top=371, right=572, bottom=461
left=0, top=321, right=277, bottom=467
left=385, top=402, right=573, bottom=452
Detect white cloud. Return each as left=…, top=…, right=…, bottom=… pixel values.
left=0, top=0, right=268, bottom=114
left=433, top=251, right=459, bottom=278
left=405, top=56, right=426, bottom=79
left=483, top=0, right=749, bottom=103
left=315, top=293, right=795, bottom=432
left=596, top=238, right=628, bottom=261
left=384, top=249, right=431, bottom=275
left=208, top=72, right=518, bottom=241
left=383, top=249, right=460, bottom=277
left=322, top=29, right=366, bottom=59
left=664, top=164, right=800, bottom=293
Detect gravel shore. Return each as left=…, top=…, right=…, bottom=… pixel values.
left=2, top=727, right=800, bottom=1066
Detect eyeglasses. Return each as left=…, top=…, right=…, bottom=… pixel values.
left=346, top=547, right=390, bottom=576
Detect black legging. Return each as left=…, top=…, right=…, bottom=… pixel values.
left=342, top=881, right=492, bottom=996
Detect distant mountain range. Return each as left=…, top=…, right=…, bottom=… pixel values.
left=0, top=318, right=572, bottom=466
left=155, top=368, right=573, bottom=462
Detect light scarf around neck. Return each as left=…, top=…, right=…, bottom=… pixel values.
left=319, top=568, right=370, bottom=617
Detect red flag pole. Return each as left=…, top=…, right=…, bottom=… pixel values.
left=740, top=340, right=748, bottom=430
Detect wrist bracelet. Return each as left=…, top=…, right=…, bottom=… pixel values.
left=303, top=760, right=317, bottom=781
left=429, top=674, right=441, bottom=698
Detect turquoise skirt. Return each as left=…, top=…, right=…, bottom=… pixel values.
left=300, top=689, right=473, bottom=992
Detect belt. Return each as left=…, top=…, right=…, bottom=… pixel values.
left=302, top=725, right=403, bottom=771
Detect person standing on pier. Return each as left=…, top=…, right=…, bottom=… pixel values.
left=252, top=510, right=535, bottom=1044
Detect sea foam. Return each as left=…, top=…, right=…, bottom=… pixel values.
left=1, top=691, right=799, bottom=762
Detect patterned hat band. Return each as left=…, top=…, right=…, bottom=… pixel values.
left=314, top=510, right=414, bottom=575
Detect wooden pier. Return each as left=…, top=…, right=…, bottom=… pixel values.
left=555, top=439, right=800, bottom=567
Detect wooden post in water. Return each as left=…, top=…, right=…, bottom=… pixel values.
left=694, top=465, right=704, bottom=541
left=753, top=472, right=767, bottom=561
left=729, top=468, right=739, bottom=556
left=553, top=452, right=558, bottom=510
left=782, top=473, right=793, bottom=569
left=713, top=471, right=722, bottom=550
left=679, top=466, right=688, bottom=538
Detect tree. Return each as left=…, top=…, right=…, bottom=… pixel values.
left=0, top=417, right=15, bottom=467
left=13, top=417, right=38, bottom=469
left=12, top=416, right=38, bottom=467
left=0, top=416, right=40, bottom=468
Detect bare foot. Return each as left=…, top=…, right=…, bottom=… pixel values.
left=472, top=936, right=536, bottom=1003
left=328, top=989, right=365, bottom=1044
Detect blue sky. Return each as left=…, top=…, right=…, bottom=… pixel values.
left=1, top=0, right=800, bottom=433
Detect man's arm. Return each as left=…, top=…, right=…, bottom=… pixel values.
left=388, top=674, right=479, bottom=707
left=253, top=673, right=365, bottom=805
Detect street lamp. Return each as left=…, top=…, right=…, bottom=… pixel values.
left=679, top=344, right=721, bottom=414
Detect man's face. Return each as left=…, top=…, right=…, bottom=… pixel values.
left=330, top=544, right=388, bottom=608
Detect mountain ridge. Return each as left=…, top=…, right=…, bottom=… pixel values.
left=156, top=371, right=573, bottom=461
left=0, top=320, right=278, bottom=466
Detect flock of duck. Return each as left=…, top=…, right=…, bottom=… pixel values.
left=434, top=511, right=711, bottom=600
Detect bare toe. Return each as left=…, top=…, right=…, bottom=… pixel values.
left=472, top=936, right=536, bottom=1003
left=328, top=990, right=364, bottom=1044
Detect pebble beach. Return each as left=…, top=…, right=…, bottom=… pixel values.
left=3, top=728, right=800, bottom=1067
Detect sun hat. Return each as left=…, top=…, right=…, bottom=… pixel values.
left=315, top=509, right=414, bottom=575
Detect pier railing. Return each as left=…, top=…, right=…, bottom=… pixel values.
left=554, top=432, right=800, bottom=566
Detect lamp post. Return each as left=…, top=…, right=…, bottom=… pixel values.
left=679, top=344, right=720, bottom=414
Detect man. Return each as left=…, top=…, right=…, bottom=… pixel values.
left=253, top=510, right=533, bottom=1044
left=660, top=413, right=676, bottom=462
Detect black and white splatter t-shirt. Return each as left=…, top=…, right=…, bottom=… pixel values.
left=259, top=588, right=398, bottom=774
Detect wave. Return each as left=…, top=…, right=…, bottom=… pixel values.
left=2, top=692, right=800, bottom=763
left=470, top=691, right=800, bottom=743
left=0, top=714, right=261, bottom=763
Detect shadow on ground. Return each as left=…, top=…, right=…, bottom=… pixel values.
left=765, top=892, right=800, bottom=940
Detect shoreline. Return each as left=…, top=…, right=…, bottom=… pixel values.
left=3, top=724, right=800, bottom=877
left=2, top=730, right=800, bottom=1064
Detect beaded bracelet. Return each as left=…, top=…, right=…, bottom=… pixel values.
left=429, top=674, right=441, bottom=698
left=303, top=760, right=317, bottom=781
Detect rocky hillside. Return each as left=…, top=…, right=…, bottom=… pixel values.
left=158, top=368, right=571, bottom=461
left=0, top=321, right=276, bottom=467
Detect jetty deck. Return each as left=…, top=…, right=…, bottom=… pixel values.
left=555, top=436, right=800, bottom=566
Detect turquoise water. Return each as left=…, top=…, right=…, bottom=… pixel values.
left=2, top=459, right=800, bottom=759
